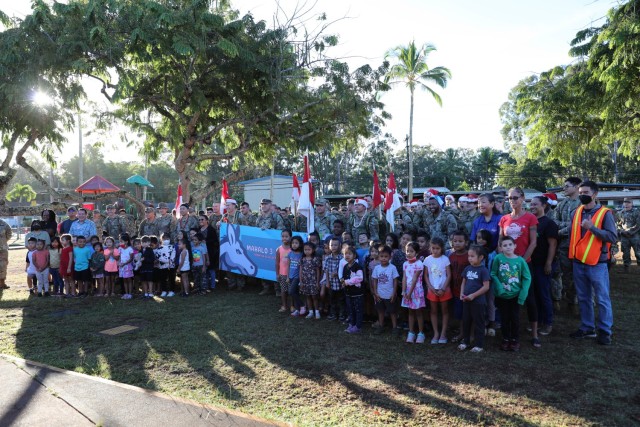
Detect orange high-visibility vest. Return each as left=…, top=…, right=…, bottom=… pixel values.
left=569, top=205, right=611, bottom=266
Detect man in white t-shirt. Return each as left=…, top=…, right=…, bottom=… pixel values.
left=371, top=246, right=400, bottom=335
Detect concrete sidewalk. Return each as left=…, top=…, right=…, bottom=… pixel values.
left=0, top=355, right=284, bottom=427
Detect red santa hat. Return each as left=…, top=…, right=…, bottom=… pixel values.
left=459, top=195, right=469, bottom=203
left=467, top=194, right=479, bottom=203
left=542, top=193, right=558, bottom=206
left=355, top=198, right=368, bottom=208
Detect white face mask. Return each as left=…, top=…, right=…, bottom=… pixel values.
left=163, top=240, right=170, bottom=246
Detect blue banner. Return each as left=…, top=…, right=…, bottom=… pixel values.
left=219, top=223, right=306, bottom=281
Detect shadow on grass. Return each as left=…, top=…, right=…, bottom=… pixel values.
left=4, top=268, right=640, bottom=425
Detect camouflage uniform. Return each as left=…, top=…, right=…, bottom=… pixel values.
left=314, top=212, right=336, bottom=239
left=156, top=213, right=177, bottom=242
left=413, top=209, right=434, bottom=235
left=0, top=219, right=12, bottom=285
left=221, top=211, right=242, bottom=225
left=102, top=215, right=126, bottom=242
left=444, top=206, right=461, bottom=221
left=617, top=208, right=640, bottom=267
left=121, top=214, right=137, bottom=238
left=93, top=216, right=105, bottom=240
left=280, top=214, right=294, bottom=231
left=176, top=215, right=199, bottom=238
left=293, top=214, right=308, bottom=233
left=428, top=210, right=458, bottom=249
left=209, top=214, right=223, bottom=227
left=391, top=210, right=415, bottom=236
left=347, top=212, right=379, bottom=242
left=461, top=210, right=479, bottom=237
left=256, top=212, right=284, bottom=230
left=553, top=196, right=581, bottom=305
left=138, top=218, right=161, bottom=238
left=239, top=212, right=257, bottom=227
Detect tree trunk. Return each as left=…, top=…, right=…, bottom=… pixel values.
left=408, top=89, right=415, bottom=200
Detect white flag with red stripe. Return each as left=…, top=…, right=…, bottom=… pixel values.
left=384, top=172, right=402, bottom=232
left=175, top=183, right=183, bottom=219
left=220, top=179, right=230, bottom=215
left=297, top=155, right=315, bottom=233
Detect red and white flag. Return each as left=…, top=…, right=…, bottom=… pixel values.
left=384, top=172, right=402, bottom=232
left=175, top=183, right=183, bottom=219
left=291, top=173, right=301, bottom=214
left=220, top=179, right=230, bottom=215
left=297, top=155, right=315, bottom=233
left=372, top=169, right=383, bottom=209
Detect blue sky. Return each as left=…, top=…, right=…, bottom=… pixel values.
left=0, top=0, right=617, bottom=160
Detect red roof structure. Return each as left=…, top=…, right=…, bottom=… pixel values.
left=75, top=175, right=120, bottom=195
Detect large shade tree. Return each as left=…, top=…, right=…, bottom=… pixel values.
left=385, top=41, right=451, bottom=199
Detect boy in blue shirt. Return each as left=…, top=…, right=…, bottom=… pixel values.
left=72, top=236, right=93, bottom=297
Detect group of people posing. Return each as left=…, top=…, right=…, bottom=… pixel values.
left=14, top=176, right=619, bottom=349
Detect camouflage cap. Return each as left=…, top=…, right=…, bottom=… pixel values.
left=260, top=198, right=272, bottom=204
left=145, top=206, right=156, bottom=213
left=624, top=197, right=632, bottom=203
left=157, top=202, right=168, bottom=209
left=315, top=198, right=328, bottom=206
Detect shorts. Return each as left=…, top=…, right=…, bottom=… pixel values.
left=427, top=287, right=453, bottom=302
left=375, top=298, right=397, bottom=315
left=179, top=269, right=190, bottom=274
left=92, top=273, right=104, bottom=279
left=104, top=271, right=118, bottom=277
left=74, top=269, right=92, bottom=282
left=27, top=273, right=36, bottom=279
left=140, top=271, right=154, bottom=282
left=277, top=274, right=289, bottom=293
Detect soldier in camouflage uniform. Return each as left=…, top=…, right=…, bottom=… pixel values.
left=426, top=197, right=458, bottom=249
left=279, top=208, right=294, bottom=231
left=314, top=198, right=336, bottom=240
left=461, top=195, right=480, bottom=236
left=552, top=177, right=582, bottom=311
left=443, top=195, right=461, bottom=220
left=239, top=202, right=257, bottom=227
left=156, top=202, right=177, bottom=243
left=0, top=218, right=12, bottom=289
left=103, top=205, right=126, bottom=243
left=391, top=207, right=415, bottom=236
left=208, top=203, right=223, bottom=228
left=256, top=198, right=284, bottom=295
left=347, top=198, right=379, bottom=242
left=176, top=203, right=199, bottom=238
left=119, top=208, right=138, bottom=238
left=138, top=207, right=161, bottom=237
left=92, top=210, right=105, bottom=240
left=617, top=197, right=640, bottom=271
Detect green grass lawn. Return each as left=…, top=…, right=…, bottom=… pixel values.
left=1, top=249, right=639, bottom=426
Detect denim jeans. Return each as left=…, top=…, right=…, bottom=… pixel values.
left=50, top=267, right=64, bottom=293
left=347, top=295, right=364, bottom=329
left=207, top=268, right=216, bottom=289
left=288, top=278, right=303, bottom=310
left=533, top=265, right=553, bottom=325
left=573, top=261, right=613, bottom=335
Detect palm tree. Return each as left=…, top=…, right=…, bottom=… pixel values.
left=385, top=41, right=451, bottom=200
left=6, top=183, right=37, bottom=203
left=474, top=147, right=504, bottom=190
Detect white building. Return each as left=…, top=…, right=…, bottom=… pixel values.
left=237, top=175, right=317, bottom=210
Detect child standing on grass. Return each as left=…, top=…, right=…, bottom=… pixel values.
left=72, top=236, right=92, bottom=298
left=33, top=239, right=50, bottom=297
left=60, top=234, right=74, bottom=297
left=287, top=236, right=304, bottom=317
left=132, top=238, right=142, bottom=294
left=341, top=245, right=364, bottom=334
left=25, top=237, right=37, bottom=295
left=402, top=241, right=426, bottom=343
left=476, top=229, right=498, bottom=336
left=49, top=237, right=64, bottom=295
left=371, top=245, right=399, bottom=335
left=190, top=233, right=208, bottom=296
left=275, top=229, right=292, bottom=313
left=424, top=237, right=452, bottom=344
left=491, top=236, right=531, bottom=352
left=118, top=234, right=134, bottom=300
left=103, top=237, right=120, bottom=297
left=177, top=238, right=192, bottom=297
left=140, top=236, right=157, bottom=298
left=449, top=231, right=470, bottom=343
left=324, top=238, right=344, bottom=320
left=90, top=242, right=106, bottom=296
left=458, top=245, right=490, bottom=353
left=300, top=241, right=322, bottom=319
left=154, top=234, right=175, bottom=298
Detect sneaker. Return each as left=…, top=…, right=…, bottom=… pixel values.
left=315, top=311, right=321, bottom=320
left=430, top=337, right=439, bottom=345
left=596, top=330, right=612, bottom=345
left=509, top=341, right=521, bottom=352
left=532, top=337, right=542, bottom=348
left=416, top=332, right=426, bottom=344
left=299, top=307, right=307, bottom=316
left=470, top=347, right=484, bottom=353
left=160, top=291, right=167, bottom=297
left=258, top=287, right=269, bottom=296
left=305, top=311, right=314, bottom=319
left=500, top=340, right=510, bottom=351
left=327, top=314, right=337, bottom=321
left=406, top=332, right=416, bottom=343
left=347, top=327, right=361, bottom=334
left=345, top=325, right=355, bottom=333
left=457, top=343, right=468, bottom=351
left=291, top=310, right=300, bottom=317
left=438, top=337, right=448, bottom=344
left=167, top=291, right=175, bottom=297
left=278, top=306, right=287, bottom=313
left=539, top=325, right=552, bottom=336
left=570, top=329, right=597, bottom=339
